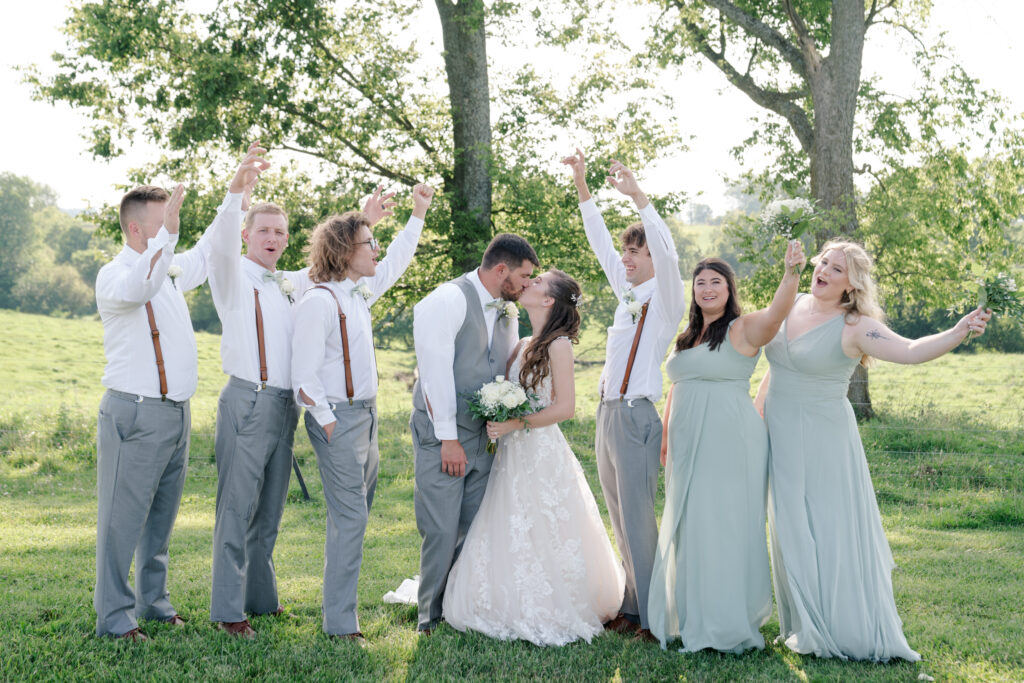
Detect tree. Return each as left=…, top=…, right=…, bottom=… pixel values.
left=29, top=0, right=683, bottom=327
left=0, top=174, right=57, bottom=309
left=646, top=0, right=1021, bottom=417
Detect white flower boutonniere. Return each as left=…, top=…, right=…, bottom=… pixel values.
left=279, top=278, right=295, bottom=303
left=354, top=283, right=373, bottom=302
left=167, top=264, right=182, bottom=289
left=623, top=289, right=644, bottom=324
left=500, top=301, right=519, bottom=324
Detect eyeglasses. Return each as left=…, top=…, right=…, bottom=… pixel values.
left=355, top=238, right=380, bottom=250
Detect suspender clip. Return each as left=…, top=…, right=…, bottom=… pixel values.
left=348, top=398, right=354, bottom=406
left=161, top=394, right=167, bottom=402
left=256, top=382, right=265, bottom=392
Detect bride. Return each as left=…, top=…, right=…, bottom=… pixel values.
left=442, top=268, right=625, bottom=646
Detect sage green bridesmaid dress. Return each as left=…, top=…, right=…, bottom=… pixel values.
left=648, top=321, right=771, bottom=653
left=763, top=300, right=920, bottom=662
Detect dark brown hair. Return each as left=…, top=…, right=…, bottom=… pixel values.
left=481, top=233, right=540, bottom=270
left=519, top=269, right=582, bottom=392
left=675, top=258, right=741, bottom=352
left=307, top=211, right=370, bottom=283
left=118, top=185, right=170, bottom=234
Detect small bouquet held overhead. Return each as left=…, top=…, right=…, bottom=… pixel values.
left=756, top=198, right=816, bottom=275
left=464, top=375, right=537, bottom=454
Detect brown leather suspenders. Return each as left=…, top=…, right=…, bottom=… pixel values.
left=313, top=285, right=355, bottom=404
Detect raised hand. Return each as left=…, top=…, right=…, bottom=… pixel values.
left=561, top=148, right=590, bottom=201
left=163, top=184, right=186, bottom=235
left=606, top=160, right=641, bottom=196
left=411, top=183, right=435, bottom=219
left=784, top=239, right=806, bottom=275
left=229, top=141, right=270, bottom=197
left=362, top=184, right=398, bottom=225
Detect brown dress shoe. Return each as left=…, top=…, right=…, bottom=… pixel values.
left=164, top=615, right=185, bottom=626
left=604, top=614, right=639, bottom=635
left=218, top=620, right=257, bottom=639
left=332, top=632, right=367, bottom=647
left=267, top=606, right=299, bottom=620
left=116, top=628, right=148, bottom=642
left=635, top=628, right=659, bottom=644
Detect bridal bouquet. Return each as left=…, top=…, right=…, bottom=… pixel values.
left=756, top=198, right=815, bottom=275
left=956, top=265, right=1022, bottom=342
left=464, top=375, right=537, bottom=454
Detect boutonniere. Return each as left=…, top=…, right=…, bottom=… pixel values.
left=500, top=301, right=519, bottom=323
left=167, top=264, right=182, bottom=289
left=354, top=283, right=373, bottom=301
left=279, top=278, right=295, bottom=303
left=623, top=289, right=643, bottom=324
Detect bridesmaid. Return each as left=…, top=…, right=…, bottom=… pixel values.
left=756, top=238, right=992, bottom=662
left=648, top=240, right=805, bottom=653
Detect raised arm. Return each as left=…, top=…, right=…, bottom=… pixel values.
left=844, top=307, right=992, bottom=365
left=487, top=338, right=576, bottom=436
left=95, top=185, right=184, bottom=315
left=364, top=183, right=433, bottom=302
left=608, top=160, right=686, bottom=324
left=563, top=149, right=628, bottom=296
left=738, top=241, right=805, bottom=349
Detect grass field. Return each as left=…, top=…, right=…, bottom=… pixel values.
left=1, top=309, right=1022, bottom=681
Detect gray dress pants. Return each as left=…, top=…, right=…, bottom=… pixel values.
left=595, top=398, right=662, bottom=630
left=210, top=377, right=300, bottom=622
left=410, top=408, right=492, bottom=631
left=304, top=399, right=378, bottom=636
left=94, top=390, right=190, bottom=637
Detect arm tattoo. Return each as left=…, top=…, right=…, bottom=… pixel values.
left=866, top=329, right=888, bottom=340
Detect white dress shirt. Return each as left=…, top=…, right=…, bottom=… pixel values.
left=96, top=208, right=233, bottom=401
left=413, top=268, right=512, bottom=440
left=207, top=192, right=313, bottom=389
left=292, top=215, right=424, bottom=425
left=581, top=198, right=686, bottom=402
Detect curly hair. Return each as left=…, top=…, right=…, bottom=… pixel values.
left=675, top=258, right=742, bottom=352
left=519, top=269, right=582, bottom=392
left=811, top=238, right=885, bottom=366
left=306, top=211, right=370, bottom=283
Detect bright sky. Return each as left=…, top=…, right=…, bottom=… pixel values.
left=1, top=1, right=1021, bottom=214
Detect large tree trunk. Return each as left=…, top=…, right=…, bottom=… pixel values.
left=435, top=0, right=492, bottom=275
left=807, top=1, right=873, bottom=417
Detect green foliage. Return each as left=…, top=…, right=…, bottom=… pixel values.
left=29, top=0, right=683, bottom=321
left=0, top=173, right=56, bottom=308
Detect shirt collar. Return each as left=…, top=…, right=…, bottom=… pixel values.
left=242, top=256, right=275, bottom=282
left=627, top=277, right=656, bottom=301
left=468, top=268, right=498, bottom=308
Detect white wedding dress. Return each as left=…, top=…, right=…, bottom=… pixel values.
left=443, top=340, right=625, bottom=646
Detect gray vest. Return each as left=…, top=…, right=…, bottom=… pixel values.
left=412, top=275, right=515, bottom=440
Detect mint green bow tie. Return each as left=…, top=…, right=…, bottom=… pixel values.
left=262, top=271, right=284, bottom=284
left=485, top=299, right=505, bottom=310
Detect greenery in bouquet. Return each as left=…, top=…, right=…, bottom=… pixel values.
left=954, top=265, right=1022, bottom=343
left=755, top=198, right=816, bottom=275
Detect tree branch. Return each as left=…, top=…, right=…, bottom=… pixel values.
left=676, top=16, right=814, bottom=153
left=782, top=0, right=822, bottom=72
left=674, top=0, right=808, bottom=78
left=274, top=103, right=419, bottom=186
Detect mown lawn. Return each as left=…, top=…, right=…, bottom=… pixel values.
left=1, top=309, right=1022, bottom=681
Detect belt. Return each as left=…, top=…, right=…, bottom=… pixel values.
left=329, top=398, right=376, bottom=411
left=228, top=376, right=292, bottom=398
left=599, top=396, right=650, bottom=408
left=107, top=389, right=188, bottom=407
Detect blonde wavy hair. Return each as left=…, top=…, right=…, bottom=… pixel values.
left=811, top=238, right=884, bottom=366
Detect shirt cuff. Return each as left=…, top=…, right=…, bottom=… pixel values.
left=579, top=198, right=600, bottom=221
left=310, top=404, right=336, bottom=427
left=431, top=419, right=458, bottom=441
left=221, top=192, right=244, bottom=211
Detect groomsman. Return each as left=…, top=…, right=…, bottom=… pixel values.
left=292, top=184, right=435, bottom=642
left=94, top=176, right=236, bottom=640
left=563, top=149, right=686, bottom=642
left=410, top=233, right=539, bottom=634
left=206, top=144, right=396, bottom=638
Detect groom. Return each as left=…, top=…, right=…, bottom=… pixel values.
left=410, top=234, right=539, bottom=634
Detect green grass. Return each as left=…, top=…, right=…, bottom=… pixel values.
left=1, top=309, right=1022, bottom=681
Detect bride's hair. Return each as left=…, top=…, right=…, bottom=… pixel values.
left=520, top=269, right=582, bottom=392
